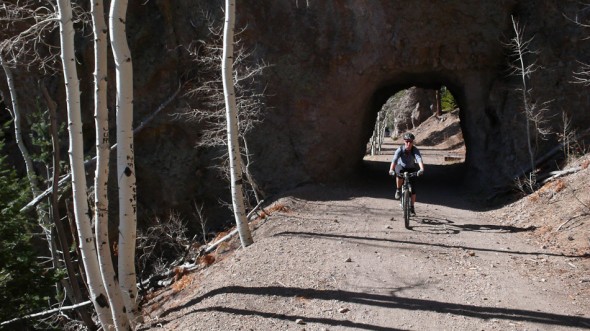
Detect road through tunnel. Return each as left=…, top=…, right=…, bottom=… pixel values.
left=361, top=80, right=473, bottom=208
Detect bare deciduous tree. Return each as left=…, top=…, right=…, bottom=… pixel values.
left=3, top=1, right=143, bottom=328
left=181, top=8, right=268, bottom=210
left=222, top=0, right=253, bottom=247
left=108, top=0, right=141, bottom=325
left=368, top=110, right=389, bottom=156
left=569, top=4, right=590, bottom=86
left=91, top=0, right=129, bottom=328
left=1, top=4, right=97, bottom=328
left=56, top=0, right=114, bottom=328
left=0, top=0, right=89, bottom=74
left=507, top=15, right=553, bottom=190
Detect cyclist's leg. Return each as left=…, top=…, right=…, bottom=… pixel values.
left=394, top=164, right=405, bottom=199
left=394, top=164, right=405, bottom=189
left=407, top=167, right=418, bottom=212
left=396, top=176, right=403, bottom=190
left=410, top=178, right=417, bottom=204
left=406, top=167, right=418, bottom=192
left=410, top=186, right=417, bottom=214
left=411, top=182, right=417, bottom=206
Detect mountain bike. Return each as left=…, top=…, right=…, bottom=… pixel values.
left=398, top=171, right=419, bottom=229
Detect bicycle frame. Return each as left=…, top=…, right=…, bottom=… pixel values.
left=398, top=171, right=418, bottom=229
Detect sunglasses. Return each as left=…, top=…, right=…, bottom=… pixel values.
left=404, top=140, right=413, bottom=143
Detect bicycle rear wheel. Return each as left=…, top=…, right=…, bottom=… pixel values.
left=403, top=189, right=410, bottom=229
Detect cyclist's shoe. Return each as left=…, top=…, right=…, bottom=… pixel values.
left=395, top=189, right=401, bottom=200
left=410, top=205, right=416, bottom=215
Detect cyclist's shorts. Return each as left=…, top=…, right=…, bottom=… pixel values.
left=395, top=164, right=419, bottom=194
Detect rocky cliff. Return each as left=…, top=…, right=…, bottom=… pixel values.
left=2, top=0, right=590, bottom=223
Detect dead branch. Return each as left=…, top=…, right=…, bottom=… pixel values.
left=540, top=166, right=582, bottom=184
left=20, top=84, right=182, bottom=212
left=137, top=199, right=267, bottom=290
left=0, top=301, right=91, bottom=327
left=557, top=213, right=589, bottom=231
left=512, top=127, right=590, bottom=182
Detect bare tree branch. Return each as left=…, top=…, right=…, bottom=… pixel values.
left=0, top=301, right=92, bottom=327
left=20, top=85, right=182, bottom=212
left=0, top=0, right=89, bottom=74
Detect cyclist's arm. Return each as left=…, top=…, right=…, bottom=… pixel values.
left=414, top=149, right=424, bottom=174
left=390, top=148, right=401, bottom=173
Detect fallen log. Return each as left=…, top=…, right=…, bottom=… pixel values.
left=540, top=166, right=582, bottom=184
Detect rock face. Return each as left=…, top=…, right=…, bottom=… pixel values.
left=383, top=87, right=436, bottom=138
left=235, top=0, right=590, bottom=195
left=3, top=0, right=590, bottom=221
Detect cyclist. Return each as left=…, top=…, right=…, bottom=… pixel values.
left=389, top=132, right=424, bottom=214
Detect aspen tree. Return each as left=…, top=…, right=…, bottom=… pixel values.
left=55, top=0, right=114, bottom=328
left=0, top=55, right=39, bottom=195
left=222, top=0, right=253, bottom=247
left=109, top=0, right=141, bottom=324
left=2, top=5, right=97, bottom=328
left=508, top=16, right=551, bottom=190
left=510, top=16, right=536, bottom=178
left=91, top=0, right=129, bottom=328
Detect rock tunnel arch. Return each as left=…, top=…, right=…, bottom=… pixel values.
left=241, top=1, right=589, bottom=201
left=244, top=0, right=590, bottom=207
left=247, top=65, right=528, bottom=198
left=362, top=75, right=470, bottom=178
left=111, top=0, right=590, bottom=219
left=2, top=1, right=590, bottom=224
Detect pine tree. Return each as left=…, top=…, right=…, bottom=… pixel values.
left=0, top=124, right=60, bottom=325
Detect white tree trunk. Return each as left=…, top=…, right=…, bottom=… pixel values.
left=511, top=16, right=535, bottom=177
left=223, top=0, right=253, bottom=247
left=109, top=0, right=140, bottom=325
left=0, top=54, right=40, bottom=195
left=91, top=0, right=129, bottom=329
left=56, top=0, right=114, bottom=329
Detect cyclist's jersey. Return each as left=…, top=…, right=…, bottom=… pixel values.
left=392, top=145, right=422, bottom=169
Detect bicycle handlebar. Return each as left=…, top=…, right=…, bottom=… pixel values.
left=396, top=171, right=420, bottom=178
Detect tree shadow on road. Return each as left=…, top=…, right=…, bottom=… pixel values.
left=155, top=285, right=590, bottom=330
left=408, top=216, right=537, bottom=234
left=274, top=231, right=588, bottom=259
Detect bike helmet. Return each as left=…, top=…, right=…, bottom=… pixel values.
left=403, top=132, right=415, bottom=141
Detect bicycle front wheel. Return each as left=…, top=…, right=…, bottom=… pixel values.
left=403, top=189, right=411, bottom=229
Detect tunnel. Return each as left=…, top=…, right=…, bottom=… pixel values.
left=362, top=76, right=468, bottom=180
left=360, top=81, right=470, bottom=209
left=22, top=0, right=582, bottom=219
left=240, top=1, right=590, bottom=204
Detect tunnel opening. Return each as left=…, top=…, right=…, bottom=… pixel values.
left=361, top=83, right=473, bottom=209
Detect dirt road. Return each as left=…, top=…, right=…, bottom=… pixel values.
left=142, top=141, right=590, bottom=330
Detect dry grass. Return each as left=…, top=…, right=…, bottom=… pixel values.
left=529, top=179, right=566, bottom=202
left=198, top=253, right=216, bottom=266
left=172, top=270, right=198, bottom=293
left=514, top=155, right=589, bottom=255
